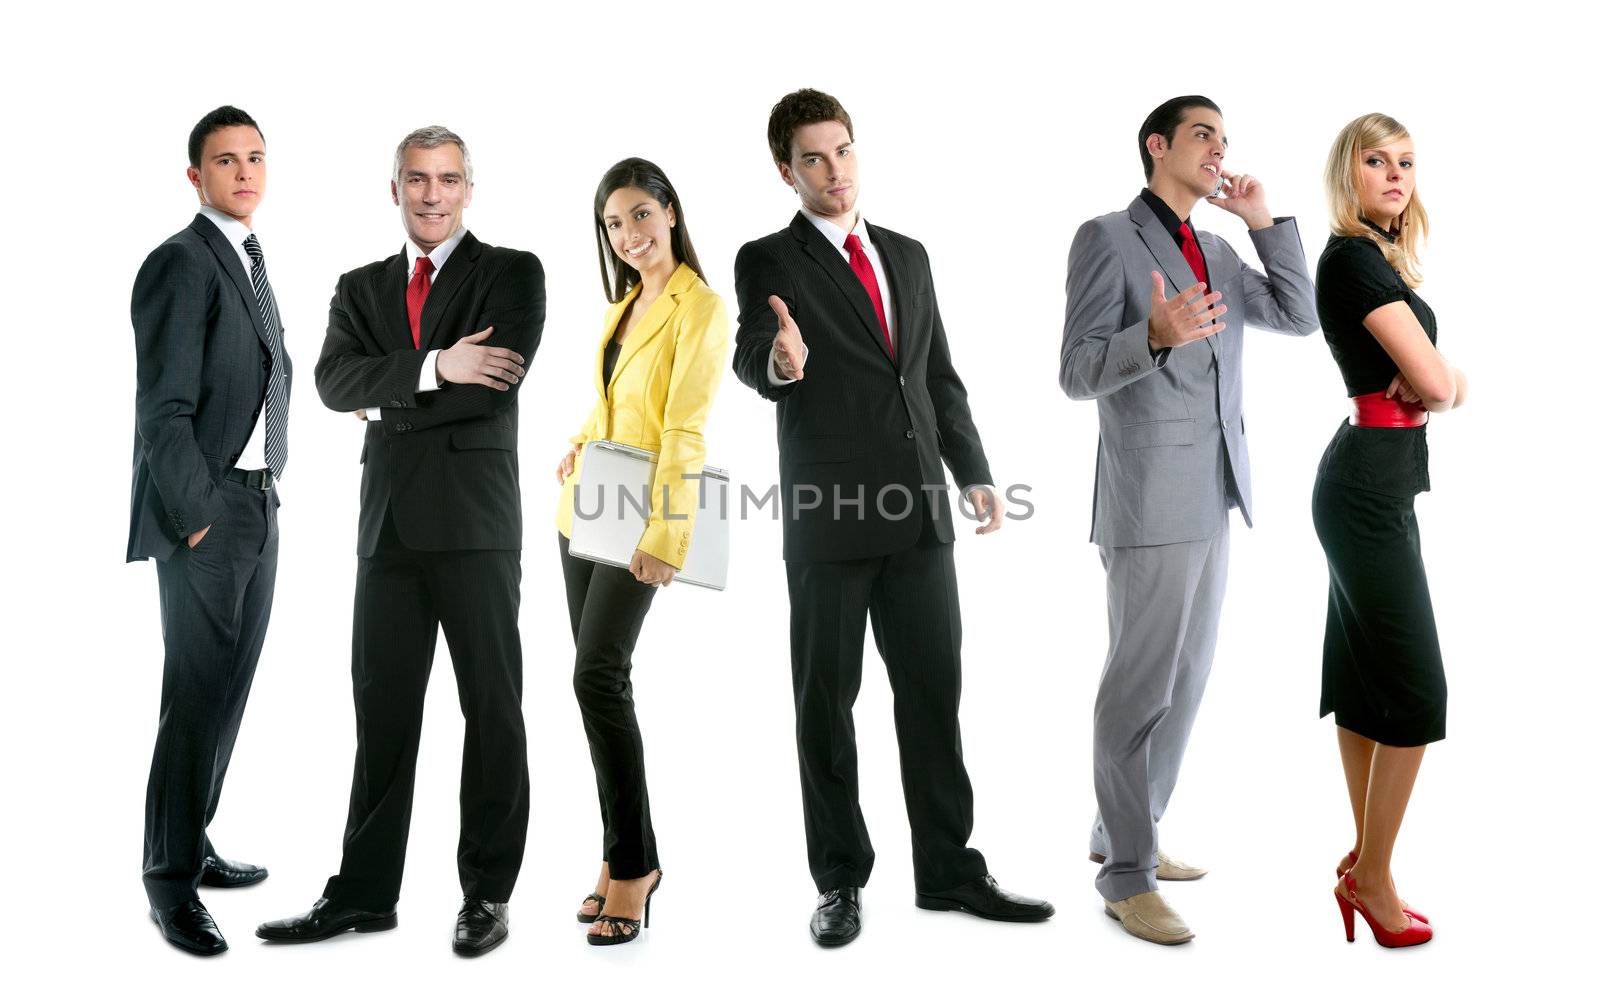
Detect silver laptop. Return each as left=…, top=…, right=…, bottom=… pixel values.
left=566, top=440, right=730, bottom=591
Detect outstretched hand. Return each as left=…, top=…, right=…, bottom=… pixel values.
left=769, top=295, right=806, bottom=380
left=1146, top=271, right=1227, bottom=351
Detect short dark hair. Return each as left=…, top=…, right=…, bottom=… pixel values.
left=767, top=88, right=854, bottom=166
left=188, top=106, right=263, bottom=169
left=1138, top=95, right=1221, bottom=181
left=593, top=158, right=706, bottom=304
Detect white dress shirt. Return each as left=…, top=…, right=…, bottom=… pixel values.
left=199, top=205, right=273, bottom=475
left=767, top=207, right=897, bottom=385
left=364, top=227, right=466, bottom=420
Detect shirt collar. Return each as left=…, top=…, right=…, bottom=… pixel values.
left=406, top=226, right=469, bottom=275
left=1359, top=217, right=1398, bottom=244
left=198, top=204, right=254, bottom=249
left=799, top=206, right=868, bottom=251
left=1139, top=187, right=1191, bottom=242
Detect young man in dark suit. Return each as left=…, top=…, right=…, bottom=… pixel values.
left=130, top=105, right=291, bottom=956
left=731, top=89, right=1053, bottom=946
left=257, top=126, right=543, bottom=958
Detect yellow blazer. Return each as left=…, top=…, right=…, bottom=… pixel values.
left=556, top=263, right=728, bottom=569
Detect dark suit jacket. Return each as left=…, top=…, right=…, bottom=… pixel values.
left=314, top=231, right=544, bottom=556
left=128, top=214, right=290, bottom=562
left=732, top=213, right=992, bottom=563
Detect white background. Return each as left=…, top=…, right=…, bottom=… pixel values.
left=3, top=0, right=1593, bottom=989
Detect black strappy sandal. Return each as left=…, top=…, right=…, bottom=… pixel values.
left=576, top=892, right=606, bottom=924
left=585, top=871, right=662, bottom=946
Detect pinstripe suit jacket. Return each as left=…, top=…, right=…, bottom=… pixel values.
left=127, top=214, right=290, bottom=562
left=314, top=232, right=545, bottom=556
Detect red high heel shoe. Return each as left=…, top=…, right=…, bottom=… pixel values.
left=1338, top=850, right=1428, bottom=923
left=1335, top=872, right=1432, bottom=947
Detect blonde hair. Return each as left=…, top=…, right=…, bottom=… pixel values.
left=1324, top=113, right=1428, bottom=287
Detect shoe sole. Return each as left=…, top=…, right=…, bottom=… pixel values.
left=914, top=895, right=1054, bottom=923
left=454, top=929, right=508, bottom=957
left=810, top=925, right=861, bottom=947
left=1088, top=852, right=1207, bottom=882
left=1103, top=906, right=1194, bottom=945
left=151, top=911, right=228, bottom=956
left=200, top=874, right=269, bottom=889
left=255, top=913, right=398, bottom=943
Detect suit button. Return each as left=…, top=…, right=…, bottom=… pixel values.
left=904, top=429, right=916, bottom=440
left=1222, top=419, right=1231, bottom=429
left=899, top=375, right=906, bottom=386
left=262, top=359, right=270, bottom=371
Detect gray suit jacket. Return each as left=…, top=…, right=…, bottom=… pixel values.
left=1059, top=195, right=1317, bottom=548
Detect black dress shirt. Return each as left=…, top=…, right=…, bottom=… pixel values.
left=1139, top=187, right=1206, bottom=262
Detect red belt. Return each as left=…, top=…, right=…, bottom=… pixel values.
left=1349, top=391, right=1427, bottom=428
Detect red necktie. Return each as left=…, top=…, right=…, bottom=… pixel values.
left=406, top=255, right=434, bottom=349
left=1177, top=222, right=1209, bottom=287
left=843, top=233, right=893, bottom=358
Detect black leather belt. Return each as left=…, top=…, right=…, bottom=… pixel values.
left=227, top=467, right=275, bottom=491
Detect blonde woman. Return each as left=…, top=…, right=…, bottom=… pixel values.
left=1312, top=114, right=1466, bottom=948
left=554, top=158, right=727, bottom=946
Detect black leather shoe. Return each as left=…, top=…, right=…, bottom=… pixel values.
left=453, top=898, right=509, bottom=957
left=200, top=854, right=268, bottom=888
left=256, top=897, right=398, bottom=943
left=809, top=886, right=862, bottom=947
left=151, top=900, right=228, bottom=956
left=915, top=874, right=1055, bottom=922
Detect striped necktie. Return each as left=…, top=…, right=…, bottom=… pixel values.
left=242, top=234, right=289, bottom=479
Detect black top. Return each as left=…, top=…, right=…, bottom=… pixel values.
left=1315, top=226, right=1435, bottom=396
left=1140, top=188, right=1210, bottom=283
left=1313, top=227, right=1435, bottom=496
left=602, top=336, right=622, bottom=393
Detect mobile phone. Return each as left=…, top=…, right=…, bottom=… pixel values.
left=1210, top=174, right=1227, bottom=199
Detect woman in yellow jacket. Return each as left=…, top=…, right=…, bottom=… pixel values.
left=554, top=158, right=726, bottom=946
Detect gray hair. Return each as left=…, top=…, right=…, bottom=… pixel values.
left=392, top=125, right=473, bottom=185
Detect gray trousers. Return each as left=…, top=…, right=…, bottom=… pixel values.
left=1089, top=519, right=1229, bottom=901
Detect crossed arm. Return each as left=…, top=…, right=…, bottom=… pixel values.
left=315, top=253, right=546, bottom=434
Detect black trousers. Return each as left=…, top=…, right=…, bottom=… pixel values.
left=784, top=506, right=987, bottom=893
left=558, top=534, right=660, bottom=880
left=323, top=510, right=529, bottom=912
left=144, top=478, right=278, bottom=909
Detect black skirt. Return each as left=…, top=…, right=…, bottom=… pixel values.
left=1312, top=475, right=1446, bottom=746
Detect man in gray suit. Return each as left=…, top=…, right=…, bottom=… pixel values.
left=1059, top=95, right=1317, bottom=945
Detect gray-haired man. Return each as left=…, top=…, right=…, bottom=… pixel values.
left=258, top=126, right=544, bottom=957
